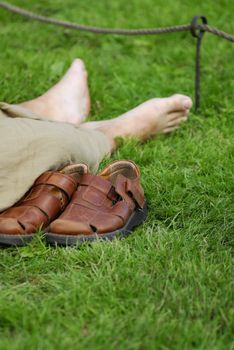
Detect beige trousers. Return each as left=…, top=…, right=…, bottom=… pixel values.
left=0, top=102, right=111, bottom=211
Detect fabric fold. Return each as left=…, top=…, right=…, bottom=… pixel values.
left=0, top=102, right=111, bottom=211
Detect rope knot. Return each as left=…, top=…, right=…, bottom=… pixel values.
left=190, top=16, right=208, bottom=39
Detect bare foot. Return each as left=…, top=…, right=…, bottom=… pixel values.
left=20, top=59, right=90, bottom=125
left=82, top=94, right=192, bottom=149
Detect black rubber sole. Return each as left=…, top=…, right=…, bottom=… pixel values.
left=46, top=201, right=148, bottom=246
left=0, top=233, right=34, bottom=247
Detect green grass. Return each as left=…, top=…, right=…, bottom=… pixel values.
left=0, top=0, right=233, bottom=349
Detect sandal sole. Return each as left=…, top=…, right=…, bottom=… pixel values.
left=46, top=201, right=147, bottom=246
left=0, top=234, right=34, bottom=247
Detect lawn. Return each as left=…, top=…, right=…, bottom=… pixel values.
left=0, top=0, right=233, bottom=349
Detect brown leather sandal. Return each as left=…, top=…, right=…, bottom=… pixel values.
left=46, top=160, right=147, bottom=246
left=0, top=164, right=87, bottom=246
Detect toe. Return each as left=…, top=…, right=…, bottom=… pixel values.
left=166, top=116, right=188, bottom=128
left=167, top=110, right=188, bottom=121
left=71, top=58, right=87, bottom=74
left=163, top=126, right=179, bottom=134
left=167, top=94, right=193, bottom=112
left=62, top=58, right=88, bottom=84
left=72, top=58, right=85, bottom=68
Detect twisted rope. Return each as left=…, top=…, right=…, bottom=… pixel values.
left=200, top=24, right=234, bottom=42
left=0, top=1, right=233, bottom=42
left=0, top=2, right=233, bottom=112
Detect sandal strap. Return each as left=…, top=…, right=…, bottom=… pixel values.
left=34, top=171, right=77, bottom=199
left=0, top=170, right=79, bottom=234
left=15, top=171, right=77, bottom=222
left=48, top=161, right=146, bottom=237
left=79, top=173, right=113, bottom=195
left=115, top=174, right=145, bottom=209
left=19, top=193, right=64, bottom=222
left=69, top=172, right=144, bottom=217
left=79, top=173, right=144, bottom=208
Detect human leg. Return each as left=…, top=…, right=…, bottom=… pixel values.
left=82, top=94, right=192, bottom=150
left=0, top=109, right=110, bottom=212
left=0, top=57, right=192, bottom=210
left=19, top=59, right=90, bottom=125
